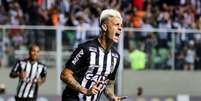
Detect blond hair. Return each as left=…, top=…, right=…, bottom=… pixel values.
left=99, top=9, right=122, bottom=25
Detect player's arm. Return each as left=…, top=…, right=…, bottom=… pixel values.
left=104, top=53, right=127, bottom=101
left=60, top=68, right=100, bottom=96
left=9, top=71, right=20, bottom=78
left=104, top=80, right=127, bottom=101
left=60, top=68, right=88, bottom=95
left=37, top=65, right=47, bottom=86
left=37, top=76, right=46, bottom=86
left=9, top=60, right=21, bottom=78
left=104, top=80, right=116, bottom=100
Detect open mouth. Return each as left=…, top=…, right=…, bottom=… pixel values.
left=115, top=33, right=120, bottom=37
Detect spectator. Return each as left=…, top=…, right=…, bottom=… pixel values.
left=184, top=40, right=195, bottom=71
left=129, top=43, right=147, bottom=70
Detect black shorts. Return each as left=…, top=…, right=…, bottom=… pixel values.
left=62, top=97, right=79, bottom=101
left=62, top=93, right=79, bottom=101
left=15, top=97, right=36, bottom=101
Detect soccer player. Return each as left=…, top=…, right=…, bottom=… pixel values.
left=9, top=44, right=47, bottom=101
left=61, top=9, right=127, bottom=101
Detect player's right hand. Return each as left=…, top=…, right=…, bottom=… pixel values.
left=19, top=71, right=27, bottom=79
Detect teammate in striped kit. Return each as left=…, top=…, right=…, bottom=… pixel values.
left=61, top=9, right=127, bottom=101
left=9, top=44, right=47, bottom=101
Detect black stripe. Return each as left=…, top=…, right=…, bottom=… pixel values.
left=111, top=55, right=114, bottom=73
left=101, top=52, right=108, bottom=75
left=16, top=80, right=23, bottom=97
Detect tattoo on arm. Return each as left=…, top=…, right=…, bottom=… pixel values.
left=61, top=68, right=85, bottom=93
left=104, top=80, right=115, bottom=100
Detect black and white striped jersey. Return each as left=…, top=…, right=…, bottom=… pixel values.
left=62, top=38, right=120, bottom=101
left=10, top=58, right=47, bottom=98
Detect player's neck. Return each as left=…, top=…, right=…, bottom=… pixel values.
left=98, top=34, right=113, bottom=51
left=29, top=58, right=37, bottom=64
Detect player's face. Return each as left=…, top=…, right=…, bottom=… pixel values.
left=29, top=46, right=40, bottom=61
left=105, top=16, right=123, bottom=43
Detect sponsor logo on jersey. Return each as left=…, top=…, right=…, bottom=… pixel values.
left=72, top=49, right=84, bottom=64
left=85, top=73, right=108, bottom=90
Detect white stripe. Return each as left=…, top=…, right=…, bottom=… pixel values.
left=13, top=63, right=19, bottom=71
left=21, top=61, right=27, bottom=70
left=97, top=47, right=104, bottom=75
left=85, top=93, right=92, bottom=101
left=90, top=52, right=96, bottom=65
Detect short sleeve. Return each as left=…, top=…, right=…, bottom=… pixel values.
left=40, top=65, right=47, bottom=78
left=11, top=60, right=21, bottom=73
left=65, top=45, right=87, bottom=71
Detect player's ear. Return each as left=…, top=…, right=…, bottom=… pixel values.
left=101, top=24, right=107, bottom=31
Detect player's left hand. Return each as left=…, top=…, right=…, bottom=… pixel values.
left=111, top=96, right=128, bottom=101
left=34, top=78, right=44, bottom=86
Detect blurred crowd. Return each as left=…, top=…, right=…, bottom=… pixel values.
left=0, top=0, right=201, bottom=70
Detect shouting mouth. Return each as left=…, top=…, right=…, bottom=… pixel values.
left=115, top=33, right=120, bottom=37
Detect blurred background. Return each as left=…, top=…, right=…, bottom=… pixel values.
left=0, top=0, right=201, bottom=101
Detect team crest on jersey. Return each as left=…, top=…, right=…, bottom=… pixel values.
left=38, top=64, right=43, bottom=68
left=89, top=47, right=97, bottom=52
left=112, top=53, right=118, bottom=58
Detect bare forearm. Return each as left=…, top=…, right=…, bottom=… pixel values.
left=60, top=69, right=87, bottom=94
left=104, top=80, right=116, bottom=100
left=37, top=77, right=46, bottom=86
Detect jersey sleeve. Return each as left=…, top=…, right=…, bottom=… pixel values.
left=11, top=60, right=21, bottom=73
left=65, top=45, right=87, bottom=71
left=40, top=65, right=47, bottom=78
left=108, top=54, right=120, bottom=80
